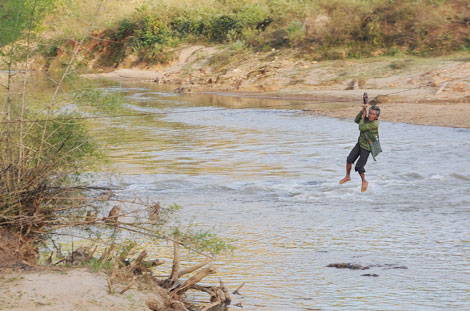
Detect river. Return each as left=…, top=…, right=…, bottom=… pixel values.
left=89, top=82, right=470, bottom=311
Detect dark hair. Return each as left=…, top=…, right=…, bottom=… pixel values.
left=370, top=105, right=380, bottom=117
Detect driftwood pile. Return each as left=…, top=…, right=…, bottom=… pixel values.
left=45, top=237, right=233, bottom=311
left=105, top=240, right=233, bottom=311
left=155, top=241, right=231, bottom=311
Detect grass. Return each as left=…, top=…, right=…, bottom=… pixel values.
left=25, top=0, right=466, bottom=68
left=42, top=0, right=147, bottom=39
left=83, top=257, right=113, bottom=273
left=2, top=0, right=470, bottom=71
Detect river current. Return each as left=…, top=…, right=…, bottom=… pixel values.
left=90, top=83, right=470, bottom=311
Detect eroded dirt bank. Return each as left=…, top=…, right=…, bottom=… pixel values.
left=81, top=46, right=470, bottom=128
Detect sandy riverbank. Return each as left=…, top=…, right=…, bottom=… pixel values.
left=83, top=46, right=470, bottom=128
left=86, top=73, right=470, bottom=128
left=0, top=268, right=150, bottom=311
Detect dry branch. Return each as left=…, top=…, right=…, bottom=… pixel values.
left=178, top=258, right=211, bottom=278
left=200, top=288, right=226, bottom=311
left=128, top=250, right=147, bottom=274
left=232, top=282, right=245, bottom=295
left=191, top=284, right=214, bottom=296
left=107, top=262, right=119, bottom=294
left=219, top=278, right=231, bottom=305
left=172, top=265, right=217, bottom=295
left=169, top=240, right=180, bottom=282
left=119, top=276, right=137, bottom=295
left=191, top=281, right=232, bottom=311
left=146, top=259, right=165, bottom=267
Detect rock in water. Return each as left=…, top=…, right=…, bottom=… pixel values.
left=327, top=263, right=370, bottom=270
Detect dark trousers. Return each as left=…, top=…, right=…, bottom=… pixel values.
left=347, top=143, right=370, bottom=174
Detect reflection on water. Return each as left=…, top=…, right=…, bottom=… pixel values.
left=90, top=82, right=470, bottom=311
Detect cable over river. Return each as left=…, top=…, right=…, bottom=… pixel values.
left=91, top=82, right=470, bottom=311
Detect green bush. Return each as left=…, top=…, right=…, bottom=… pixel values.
left=231, top=39, right=244, bottom=51
left=170, top=15, right=196, bottom=38
left=0, top=0, right=55, bottom=47
left=287, top=21, right=305, bottom=45
left=208, top=15, right=242, bottom=42
left=137, top=15, right=172, bottom=47
left=115, top=19, right=138, bottom=40
left=235, top=3, right=270, bottom=27
left=29, top=115, right=101, bottom=168
left=41, top=0, right=470, bottom=64
left=269, top=29, right=290, bottom=48
left=41, top=40, right=61, bottom=59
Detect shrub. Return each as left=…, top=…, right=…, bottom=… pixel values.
left=115, top=19, right=138, bottom=40
left=0, top=108, right=102, bottom=264
left=235, top=2, right=270, bottom=27
left=39, top=0, right=470, bottom=65
left=269, top=29, right=290, bottom=49
left=287, top=21, right=305, bottom=45
left=137, top=15, right=172, bottom=47
left=231, top=39, right=244, bottom=51
left=170, top=15, right=196, bottom=38
left=208, top=15, right=242, bottom=42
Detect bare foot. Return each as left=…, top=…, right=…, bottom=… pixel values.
left=339, top=177, right=351, bottom=184
left=361, top=181, right=368, bottom=192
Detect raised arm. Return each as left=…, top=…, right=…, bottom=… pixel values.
left=354, top=111, right=363, bottom=124
left=355, top=104, right=368, bottom=124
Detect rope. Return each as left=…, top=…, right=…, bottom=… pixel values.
left=1, top=74, right=468, bottom=125
left=383, top=74, right=469, bottom=96
left=0, top=98, right=352, bottom=125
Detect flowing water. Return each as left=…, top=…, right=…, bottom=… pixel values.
left=90, top=83, right=470, bottom=311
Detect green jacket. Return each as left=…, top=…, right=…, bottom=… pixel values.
left=354, top=111, right=379, bottom=151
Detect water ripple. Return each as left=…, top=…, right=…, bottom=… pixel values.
left=91, top=83, right=470, bottom=311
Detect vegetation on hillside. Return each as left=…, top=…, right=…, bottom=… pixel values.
left=31, top=0, right=470, bottom=69
left=0, top=0, right=54, bottom=47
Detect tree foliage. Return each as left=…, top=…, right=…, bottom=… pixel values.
left=0, top=0, right=55, bottom=47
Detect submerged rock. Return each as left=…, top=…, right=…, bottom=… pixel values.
left=327, top=263, right=369, bottom=270
left=368, top=263, right=408, bottom=270
left=361, top=273, right=379, bottom=277
left=173, top=87, right=191, bottom=94
left=328, top=262, right=409, bottom=272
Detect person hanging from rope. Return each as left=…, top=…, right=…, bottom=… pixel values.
left=339, top=93, right=380, bottom=192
